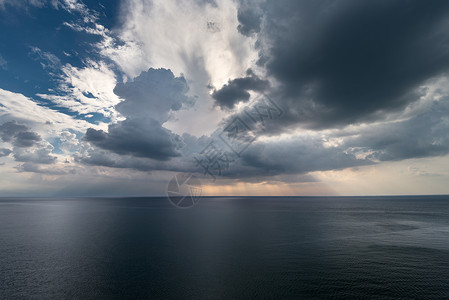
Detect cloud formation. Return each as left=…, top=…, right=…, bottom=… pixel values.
left=83, top=68, right=192, bottom=161
left=236, top=0, right=262, bottom=36
left=240, top=0, right=449, bottom=129
left=212, top=69, right=269, bottom=109
left=0, top=148, right=11, bottom=157
left=0, top=121, right=41, bottom=147
left=0, top=120, right=57, bottom=165
left=2, top=0, right=449, bottom=196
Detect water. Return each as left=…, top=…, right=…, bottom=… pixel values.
left=1, top=196, right=449, bottom=299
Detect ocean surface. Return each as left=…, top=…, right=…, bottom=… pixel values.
left=1, top=196, right=449, bottom=299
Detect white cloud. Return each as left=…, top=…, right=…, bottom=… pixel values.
left=58, top=130, right=79, bottom=154
left=0, top=88, right=105, bottom=138
left=62, top=21, right=108, bottom=36
left=37, top=60, right=123, bottom=120
left=108, top=0, right=258, bottom=84
left=56, top=0, right=97, bottom=22
left=29, top=46, right=61, bottom=71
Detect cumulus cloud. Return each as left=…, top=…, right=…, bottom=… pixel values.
left=0, top=120, right=57, bottom=164
left=78, top=73, right=449, bottom=184
left=96, top=0, right=260, bottom=136
left=13, top=143, right=57, bottom=164
left=58, top=130, right=79, bottom=154
left=83, top=68, right=193, bottom=161
left=113, top=68, right=193, bottom=122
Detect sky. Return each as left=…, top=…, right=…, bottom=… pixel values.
left=1, top=0, right=449, bottom=197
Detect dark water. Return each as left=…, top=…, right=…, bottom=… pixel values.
left=1, top=196, right=449, bottom=299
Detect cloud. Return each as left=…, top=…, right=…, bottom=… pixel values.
left=107, top=0, right=257, bottom=84
left=212, top=69, right=269, bottom=109
left=58, top=130, right=79, bottom=154
left=0, top=148, right=11, bottom=157
left=0, top=89, right=105, bottom=171
left=346, top=99, right=449, bottom=162
left=113, top=68, right=193, bottom=122
left=95, top=0, right=260, bottom=136
left=13, top=143, right=57, bottom=164
left=76, top=73, right=449, bottom=183
left=75, top=148, right=167, bottom=172
left=0, top=120, right=57, bottom=164
left=15, top=162, right=71, bottom=175
left=0, top=120, right=41, bottom=147
left=12, top=131, right=41, bottom=147
left=242, top=0, right=449, bottom=129
left=236, top=0, right=263, bottom=36
left=83, top=68, right=192, bottom=161
left=84, top=119, right=181, bottom=161
left=0, top=88, right=104, bottom=134
left=3, top=0, right=449, bottom=195
left=29, top=46, right=61, bottom=71
left=236, top=137, right=372, bottom=178
left=187, top=74, right=449, bottom=182
left=182, top=130, right=372, bottom=181
left=57, top=0, right=95, bottom=19
left=36, top=60, right=122, bottom=120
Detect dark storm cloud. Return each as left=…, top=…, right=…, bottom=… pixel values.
left=85, top=118, right=181, bottom=161
left=195, top=89, right=449, bottom=181
left=76, top=149, right=158, bottom=172
left=78, top=0, right=449, bottom=181
left=212, top=69, right=269, bottom=109
left=242, top=0, right=449, bottom=129
left=210, top=136, right=373, bottom=180
left=236, top=0, right=262, bottom=36
left=0, top=120, right=41, bottom=147
left=75, top=144, right=198, bottom=173
left=346, top=99, right=449, bottom=162
left=83, top=68, right=192, bottom=161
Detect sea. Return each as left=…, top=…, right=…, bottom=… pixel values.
left=1, top=196, right=449, bottom=299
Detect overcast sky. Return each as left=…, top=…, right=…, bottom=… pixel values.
left=1, top=0, right=449, bottom=196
